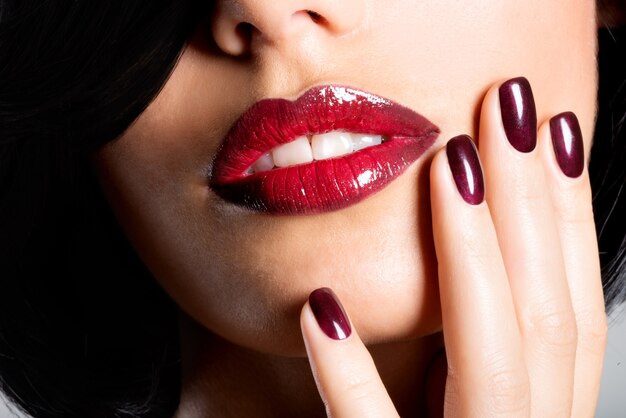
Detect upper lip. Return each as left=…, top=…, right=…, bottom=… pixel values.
left=210, top=85, right=439, bottom=182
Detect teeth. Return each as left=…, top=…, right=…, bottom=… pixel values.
left=351, top=134, right=382, bottom=151
left=272, top=136, right=313, bottom=168
left=311, top=132, right=353, bottom=160
left=250, top=152, right=274, bottom=173
left=249, top=131, right=386, bottom=174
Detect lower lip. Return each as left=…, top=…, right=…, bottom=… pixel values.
left=210, top=136, right=435, bottom=215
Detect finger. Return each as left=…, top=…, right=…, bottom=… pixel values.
left=540, top=112, right=608, bottom=417
left=430, top=136, right=529, bottom=417
left=300, top=287, right=399, bottom=418
left=478, top=77, right=577, bottom=416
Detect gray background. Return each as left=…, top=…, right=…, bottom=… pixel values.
left=597, top=303, right=626, bottom=417
left=1, top=304, right=626, bottom=417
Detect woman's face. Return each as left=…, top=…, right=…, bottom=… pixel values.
left=94, top=0, right=598, bottom=355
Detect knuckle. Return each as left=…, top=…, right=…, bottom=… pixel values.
left=339, top=373, right=380, bottom=404
left=484, top=366, right=531, bottom=414
left=508, top=169, right=547, bottom=207
left=447, top=359, right=530, bottom=415
left=525, top=304, right=578, bottom=355
left=515, top=183, right=544, bottom=204
left=554, top=182, right=594, bottom=224
left=558, top=202, right=595, bottom=228
left=576, top=308, right=608, bottom=356
left=455, top=230, right=499, bottom=268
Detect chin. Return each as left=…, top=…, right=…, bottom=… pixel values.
left=181, top=162, right=443, bottom=357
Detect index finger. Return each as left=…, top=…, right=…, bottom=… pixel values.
left=300, top=287, right=400, bottom=418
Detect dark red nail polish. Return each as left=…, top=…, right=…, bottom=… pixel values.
left=309, top=287, right=352, bottom=340
left=550, top=112, right=584, bottom=178
left=446, top=135, right=485, bottom=205
left=499, top=77, right=537, bottom=153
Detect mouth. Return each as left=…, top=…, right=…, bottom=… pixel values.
left=209, top=85, right=440, bottom=215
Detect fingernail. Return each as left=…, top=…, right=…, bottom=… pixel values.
left=550, top=112, right=584, bottom=178
left=446, top=135, right=485, bottom=205
left=499, top=77, right=537, bottom=153
left=309, top=287, right=352, bottom=340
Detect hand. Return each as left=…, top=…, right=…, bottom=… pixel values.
left=299, top=77, right=608, bottom=417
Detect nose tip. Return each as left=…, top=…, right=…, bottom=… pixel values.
left=211, top=0, right=365, bottom=56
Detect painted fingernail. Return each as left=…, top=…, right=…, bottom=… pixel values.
left=550, top=112, right=584, bottom=178
left=499, top=77, right=537, bottom=153
left=309, top=287, right=352, bottom=340
left=446, top=135, right=485, bottom=205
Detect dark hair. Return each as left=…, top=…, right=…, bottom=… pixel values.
left=0, top=1, right=625, bottom=417
left=0, top=1, right=204, bottom=417
left=591, top=24, right=626, bottom=313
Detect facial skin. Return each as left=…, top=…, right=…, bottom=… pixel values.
left=94, top=0, right=597, bottom=357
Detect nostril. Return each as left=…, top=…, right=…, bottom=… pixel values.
left=305, top=10, right=327, bottom=25
left=235, top=21, right=254, bottom=44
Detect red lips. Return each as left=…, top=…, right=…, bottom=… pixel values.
left=210, top=85, right=440, bottom=215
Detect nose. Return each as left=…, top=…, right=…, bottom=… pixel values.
left=211, top=0, right=365, bottom=56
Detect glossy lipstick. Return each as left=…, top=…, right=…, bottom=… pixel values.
left=210, top=85, right=440, bottom=215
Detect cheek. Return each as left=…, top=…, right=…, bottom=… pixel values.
left=363, top=0, right=597, bottom=145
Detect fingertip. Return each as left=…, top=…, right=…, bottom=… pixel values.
left=300, top=297, right=314, bottom=337
left=300, top=298, right=319, bottom=361
left=538, top=118, right=563, bottom=179
left=301, top=287, right=354, bottom=346
left=478, top=77, right=538, bottom=165
left=431, top=136, right=485, bottom=208
left=446, top=135, right=485, bottom=205
left=539, top=112, right=587, bottom=182
left=430, top=144, right=449, bottom=178
left=300, top=292, right=325, bottom=350
left=429, top=143, right=453, bottom=203
left=478, top=80, right=506, bottom=148
left=538, top=114, right=593, bottom=218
